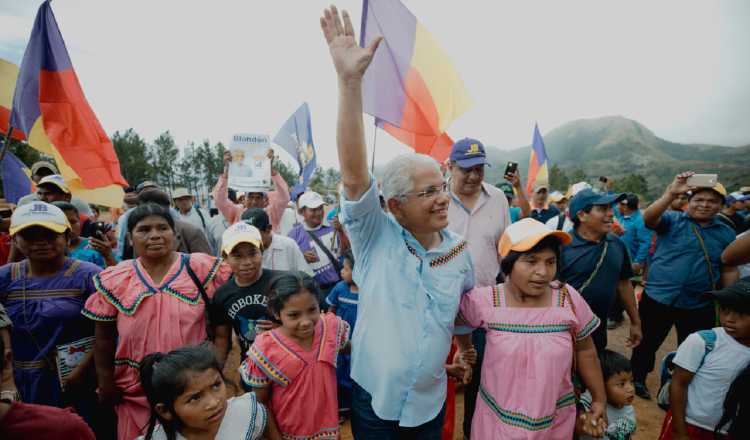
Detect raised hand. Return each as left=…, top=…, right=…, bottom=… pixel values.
left=668, top=171, right=694, bottom=197
left=320, top=5, right=382, bottom=84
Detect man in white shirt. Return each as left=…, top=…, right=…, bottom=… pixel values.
left=172, top=187, right=210, bottom=238
left=242, top=208, right=313, bottom=276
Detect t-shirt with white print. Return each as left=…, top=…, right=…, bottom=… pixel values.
left=672, top=327, right=750, bottom=433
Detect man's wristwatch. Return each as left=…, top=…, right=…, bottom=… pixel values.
left=0, top=389, right=21, bottom=402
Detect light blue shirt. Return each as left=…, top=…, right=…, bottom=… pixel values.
left=340, top=178, right=474, bottom=427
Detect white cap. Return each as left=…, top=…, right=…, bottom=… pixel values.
left=172, top=187, right=192, bottom=199
left=10, top=202, right=71, bottom=236
left=221, top=222, right=263, bottom=254
left=497, top=218, right=571, bottom=257
left=38, top=174, right=70, bottom=194
left=565, top=181, right=592, bottom=199
left=298, top=191, right=325, bottom=209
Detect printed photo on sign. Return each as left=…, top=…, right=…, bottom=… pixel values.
left=228, top=133, right=272, bottom=191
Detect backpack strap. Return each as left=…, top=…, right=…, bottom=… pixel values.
left=696, top=329, right=717, bottom=370
left=195, top=207, right=207, bottom=230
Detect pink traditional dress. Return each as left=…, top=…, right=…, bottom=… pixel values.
left=239, top=312, right=349, bottom=440
left=458, top=282, right=599, bottom=440
left=82, top=253, right=231, bottom=440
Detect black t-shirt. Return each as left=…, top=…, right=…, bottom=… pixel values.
left=210, top=269, right=281, bottom=353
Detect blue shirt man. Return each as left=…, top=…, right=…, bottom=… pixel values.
left=559, top=189, right=641, bottom=352
left=614, top=194, right=651, bottom=269
left=340, top=178, right=474, bottom=427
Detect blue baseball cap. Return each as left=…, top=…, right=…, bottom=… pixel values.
left=568, top=189, right=627, bottom=220
left=449, top=138, right=489, bottom=168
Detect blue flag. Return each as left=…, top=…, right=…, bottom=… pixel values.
left=273, top=103, right=316, bottom=199
left=0, top=146, right=32, bottom=204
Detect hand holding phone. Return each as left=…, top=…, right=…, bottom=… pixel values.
left=504, top=162, right=518, bottom=178
left=686, top=173, right=717, bottom=188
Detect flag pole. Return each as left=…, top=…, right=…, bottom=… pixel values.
left=370, top=126, right=378, bottom=174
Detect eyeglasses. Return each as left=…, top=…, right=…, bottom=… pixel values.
left=401, top=182, right=449, bottom=199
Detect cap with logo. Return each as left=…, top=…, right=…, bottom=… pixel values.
left=9, top=202, right=71, bottom=236
left=37, top=174, right=70, bottom=194
left=221, top=222, right=263, bottom=254
left=172, top=188, right=192, bottom=199
left=498, top=218, right=572, bottom=257
left=241, top=208, right=271, bottom=231
left=568, top=189, right=627, bottom=221
left=298, top=191, right=326, bottom=209
left=449, top=138, right=489, bottom=168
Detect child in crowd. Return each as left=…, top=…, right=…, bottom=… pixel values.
left=325, top=250, right=358, bottom=416
left=581, top=350, right=637, bottom=440
left=661, top=277, right=750, bottom=440
left=53, top=201, right=114, bottom=268
left=137, top=343, right=267, bottom=440
left=239, top=272, right=350, bottom=440
left=209, top=222, right=280, bottom=359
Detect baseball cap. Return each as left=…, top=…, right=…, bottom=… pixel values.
left=704, top=277, right=750, bottom=313
left=498, top=218, right=572, bottom=257
left=688, top=182, right=727, bottom=201
left=740, top=186, right=750, bottom=194
left=136, top=181, right=159, bottom=193
left=449, top=138, right=489, bottom=168
left=30, top=161, right=58, bottom=176
left=726, top=191, right=749, bottom=205
left=564, top=181, right=592, bottom=199
left=38, top=174, right=70, bottom=194
left=532, top=183, right=549, bottom=194
left=298, top=191, right=325, bottom=209
left=496, top=182, right=514, bottom=198
left=221, top=221, right=263, bottom=254
left=241, top=208, right=270, bottom=231
left=9, top=202, right=70, bottom=236
left=568, top=189, right=627, bottom=221
left=549, top=191, right=567, bottom=203
left=620, top=194, right=639, bottom=209
left=172, top=187, right=192, bottom=199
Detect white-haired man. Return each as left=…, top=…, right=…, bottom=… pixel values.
left=321, top=6, right=474, bottom=439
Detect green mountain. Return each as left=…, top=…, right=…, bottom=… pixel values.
left=484, top=116, right=750, bottom=198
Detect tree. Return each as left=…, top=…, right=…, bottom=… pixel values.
left=549, top=164, right=570, bottom=192
left=176, top=142, right=201, bottom=194
left=112, top=129, right=154, bottom=186
left=614, top=173, right=648, bottom=197
left=150, top=131, right=179, bottom=189
left=274, top=157, right=299, bottom=190
left=568, top=167, right=587, bottom=184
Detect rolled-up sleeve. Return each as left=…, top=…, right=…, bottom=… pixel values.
left=339, top=177, right=388, bottom=264
left=0, top=303, right=11, bottom=328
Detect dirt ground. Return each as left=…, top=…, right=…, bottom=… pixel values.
left=225, top=306, right=676, bottom=439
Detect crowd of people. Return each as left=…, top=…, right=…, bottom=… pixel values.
left=1, top=5, right=750, bottom=440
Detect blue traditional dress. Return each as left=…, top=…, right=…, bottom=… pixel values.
left=0, top=258, right=100, bottom=415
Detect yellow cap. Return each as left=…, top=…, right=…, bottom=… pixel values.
left=221, top=222, right=262, bottom=254
left=498, top=218, right=572, bottom=257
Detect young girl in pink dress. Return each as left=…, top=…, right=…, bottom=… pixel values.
left=239, top=271, right=350, bottom=440
left=457, top=218, right=608, bottom=439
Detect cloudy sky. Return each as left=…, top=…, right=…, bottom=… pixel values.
left=1, top=0, right=749, bottom=168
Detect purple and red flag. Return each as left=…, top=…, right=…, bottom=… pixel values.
left=359, top=0, right=471, bottom=162
left=526, top=123, right=550, bottom=194
left=9, top=1, right=127, bottom=194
